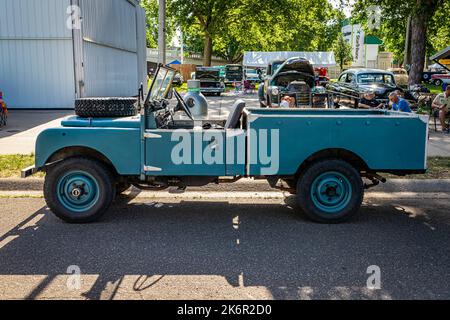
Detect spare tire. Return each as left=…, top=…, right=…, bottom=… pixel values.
left=75, top=98, right=138, bottom=118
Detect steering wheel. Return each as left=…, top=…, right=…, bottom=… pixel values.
left=173, top=89, right=194, bottom=121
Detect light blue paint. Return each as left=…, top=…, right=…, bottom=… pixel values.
left=36, top=108, right=428, bottom=179
left=57, top=171, right=100, bottom=213
left=311, top=172, right=352, bottom=214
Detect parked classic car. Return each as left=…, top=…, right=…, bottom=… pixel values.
left=194, top=67, right=225, bottom=96
left=259, top=57, right=328, bottom=108
left=431, top=73, right=450, bottom=87
left=245, top=68, right=261, bottom=83
left=327, top=69, right=403, bottom=109
left=387, top=68, right=409, bottom=88
left=23, top=65, right=429, bottom=225
left=224, top=64, right=243, bottom=84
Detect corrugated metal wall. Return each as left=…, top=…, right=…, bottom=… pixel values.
left=79, top=0, right=146, bottom=97
left=0, top=0, right=75, bottom=108
left=0, top=0, right=147, bottom=108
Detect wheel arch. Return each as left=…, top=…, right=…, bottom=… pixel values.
left=294, top=148, right=369, bottom=179
left=43, top=146, right=118, bottom=176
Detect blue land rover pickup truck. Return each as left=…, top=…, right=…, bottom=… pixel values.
left=23, top=65, right=429, bottom=224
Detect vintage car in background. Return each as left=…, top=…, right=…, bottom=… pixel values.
left=387, top=68, right=409, bottom=88
left=315, top=67, right=330, bottom=87
left=224, top=64, right=243, bottom=84
left=244, top=68, right=262, bottom=83
left=258, top=57, right=329, bottom=108
left=194, top=67, right=225, bottom=96
left=327, top=69, right=403, bottom=109
left=431, top=73, right=450, bottom=87
left=422, top=64, right=447, bottom=83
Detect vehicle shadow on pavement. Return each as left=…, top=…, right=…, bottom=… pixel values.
left=0, top=197, right=449, bottom=300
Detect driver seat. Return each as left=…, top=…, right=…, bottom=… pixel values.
left=225, top=100, right=246, bottom=129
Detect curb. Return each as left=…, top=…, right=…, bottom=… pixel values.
left=1, top=178, right=450, bottom=193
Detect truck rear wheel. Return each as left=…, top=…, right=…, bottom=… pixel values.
left=44, top=157, right=116, bottom=223
left=75, top=98, right=138, bottom=118
left=297, top=159, right=364, bottom=223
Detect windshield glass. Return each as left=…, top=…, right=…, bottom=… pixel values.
left=149, top=67, right=175, bottom=100
left=357, top=73, right=395, bottom=85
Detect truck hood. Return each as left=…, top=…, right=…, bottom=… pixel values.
left=61, top=116, right=141, bottom=128
left=272, top=58, right=315, bottom=79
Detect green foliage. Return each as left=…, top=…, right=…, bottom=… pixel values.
left=162, top=0, right=345, bottom=64
left=333, top=35, right=353, bottom=70
left=142, top=0, right=176, bottom=48
left=352, top=0, right=449, bottom=63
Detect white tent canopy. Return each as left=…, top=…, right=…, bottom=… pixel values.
left=243, top=51, right=337, bottom=68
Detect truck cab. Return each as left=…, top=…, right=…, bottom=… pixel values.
left=25, top=65, right=429, bottom=224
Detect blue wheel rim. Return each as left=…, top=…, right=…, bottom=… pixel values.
left=310, top=171, right=352, bottom=214
left=57, top=171, right=100, bottom=213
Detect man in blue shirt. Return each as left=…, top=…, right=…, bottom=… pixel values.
left=389, top=91, right=412, bottom=113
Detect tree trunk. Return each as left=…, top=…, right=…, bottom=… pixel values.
left=408, top=10, right=428, bottom=85
left=203, top=33, right=213, bottom=67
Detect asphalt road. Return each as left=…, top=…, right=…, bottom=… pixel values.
left=0, top=194, right=449, bottom=300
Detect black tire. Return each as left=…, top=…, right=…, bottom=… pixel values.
left=283, top=179, right=297, bottom=194
left=75, top=98, right=138, bottom=118
left=284, top=179, right=297, bottom=190
left=116, top=182, right=131, bottom=195
left=297, top=159, right=364, bottom=223
left=217, top=92, right=221, bottom=97
left=434, top=79, right=443, bottom=87
left=44, top=157, right=116, bottom=223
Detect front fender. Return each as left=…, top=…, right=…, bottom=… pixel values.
left=35, top=127, right=141, bottom=175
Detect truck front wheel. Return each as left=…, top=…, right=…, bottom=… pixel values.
left=44, top=157, right=116, bottom=223
left=297, top=159, right=364, bottom=223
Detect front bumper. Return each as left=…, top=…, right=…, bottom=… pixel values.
left=200, top=87, right=225, bottom=93
left=21, top=165, right=39, bottom=178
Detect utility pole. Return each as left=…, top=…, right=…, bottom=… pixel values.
left=180, top=28, right=184, bottom=64
left=158, top=0, right=166, bottom=65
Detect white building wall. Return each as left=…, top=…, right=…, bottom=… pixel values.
left=0, top=0, right=146, bottom=109
left=0, top=0, right=75, bottom=108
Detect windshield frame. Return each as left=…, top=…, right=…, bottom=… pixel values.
left=146, top=65, right=176, bottom=104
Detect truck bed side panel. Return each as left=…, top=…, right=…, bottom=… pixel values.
left=246, top=110, right=428, bottom=176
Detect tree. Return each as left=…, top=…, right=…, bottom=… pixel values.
left=142, top=0, right=175, bottom=48
left=169, top=0, right=238, bottom=66
left=333, top=35, right=353, bottom=70
left=353, top=0, right=447, bottom=85
left=167, top=0, right=345, bottom=65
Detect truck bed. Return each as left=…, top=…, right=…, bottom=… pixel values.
left=244, top=108, right=428, bottom=176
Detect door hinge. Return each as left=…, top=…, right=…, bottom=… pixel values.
left=143, top=166, right=162, bottom=172
left=144, top=132, right=162, bottom=139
